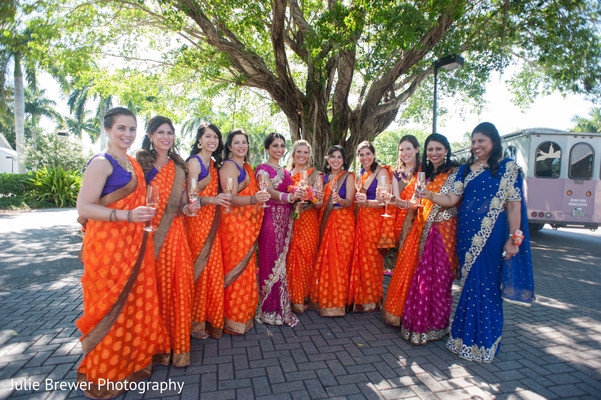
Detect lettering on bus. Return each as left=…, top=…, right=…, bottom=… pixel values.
left=568, top=198, right=588, bottom=207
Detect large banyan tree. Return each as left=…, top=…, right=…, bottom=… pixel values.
left=38, top=0, right=601, bottom=166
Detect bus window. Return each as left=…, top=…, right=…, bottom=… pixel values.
left=569, top=142, right=594, bottom=180
left=504, top=145, right=517, bottom=160
left=535, top=141, right=561, bottom=178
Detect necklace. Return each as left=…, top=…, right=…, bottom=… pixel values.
left=106, top=150, right=134, bottom=173
left=477, top=159, right=488, bottom=169
left=267, top=160, right=281, bottom=170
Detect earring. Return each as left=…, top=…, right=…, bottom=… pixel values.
left=444, top=154, right=448, bottom=163
left=197, top=142, right=202, bottom=150
left=149, top=141, right=155, bottom=153
left=427, top=158, right=431, bottom=166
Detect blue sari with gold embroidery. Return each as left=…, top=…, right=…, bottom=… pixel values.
left=446, top=158, right=535, bottom=362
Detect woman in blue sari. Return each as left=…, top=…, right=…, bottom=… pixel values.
left=422, top=122, right=535, bottom=362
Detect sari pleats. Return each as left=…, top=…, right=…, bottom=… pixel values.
left=394, top=175, right=417, bottom=244
left=309, top=175, right=355, bottom=316
left=186, top=161, right=224, bottom=339
left=150, top=161, right=194, bottom=366
left=76, top=157, right=170, bottom=399
left=220, top=163, right=264, bottom=334
left=286, top=170, right=320, bottom=313
left=381, top=171, right=449, bottom=326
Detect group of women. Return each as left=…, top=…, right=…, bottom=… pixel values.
left=75, top=107, right=535, bottom=399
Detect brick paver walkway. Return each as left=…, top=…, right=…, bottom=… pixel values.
left=0, top=227, right=600, bottom=399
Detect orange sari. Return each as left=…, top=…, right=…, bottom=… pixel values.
left=347, top=166, right=394, bottom=312
left=186, top=160, right=224, bottom=338
left=77, top=156, right=169, bottom=399
left=393, top=173, right=418, bottom=244
left=286, top=169, right=320, bottom=313
left=149, top=160, right=194, bottom=367
left=382, top=170, right=452, bottom=326
left=220, top=162, right=264, bottom=334
left=309, top=171, right=355, bottom=317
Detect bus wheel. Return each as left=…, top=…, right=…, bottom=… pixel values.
left=529, top=223, right=544, bottom=232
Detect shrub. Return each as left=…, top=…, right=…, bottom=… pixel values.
left=0, top=172, right=35, bottom=196
left=23, top=133, right=90, bottom=172
left=29, top=167, right=83, bottom=208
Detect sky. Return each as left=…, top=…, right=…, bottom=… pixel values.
left=38, top=69, right=598, bottom=153
left=433, top=70, right=597, bottom=143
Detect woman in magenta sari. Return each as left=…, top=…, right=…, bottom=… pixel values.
left=255, top=132, right=306, bottom=326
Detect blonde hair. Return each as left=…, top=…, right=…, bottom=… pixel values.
left=287, top=140, right=314, bottom=170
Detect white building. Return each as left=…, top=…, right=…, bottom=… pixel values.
left=0, top=133, right=20, bottom=173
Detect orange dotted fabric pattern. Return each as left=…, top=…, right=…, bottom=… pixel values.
left=186, top=161, right=225, bottom=338
left=286, top=170, right=320, bottom=312
left=310, top=173, right=356, bottom=316
left=382, top=171, right=450, bottom=326
left=220, top=163, right=264, bottom=334
left=393, top=174, right=417, bottom=244
left=77, top=157, right=169, bottom=395
left=347, top=206, right=386, bottom=311
left=149, top=161, right=194, bottom=366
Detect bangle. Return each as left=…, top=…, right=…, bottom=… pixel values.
left=127, top=210, right=133, bottom=223
left=250, top=196, right=255, bottom=205
left=403, top=200, right=409, bottom=209
left=109, top=209, right=116, bottom=222
left=198, top=196, right=203, bottom=206
left=278, top=193, right=283, bottom=202
left=509, top=230, right=524, bottom=246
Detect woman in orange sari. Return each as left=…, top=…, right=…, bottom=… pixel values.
left=390, top=135, right=420, bottom=246
left=185, top=124, right=231, bottom=339
left=285, top=140, right=322, bottom=313
left=347, top=141, right=394, bottom=312
left=76, top=107, right=169, bottom=399
left=309, top=145, right=356, bottom=317
left=137, top=116, right=194, bottom=367
left=219, top=129, right=270, bottom=334
left=382, top=134, right=459, bottom=344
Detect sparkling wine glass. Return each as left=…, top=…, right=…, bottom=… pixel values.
left=258, top=173, right=269, bottom=208
left=144, top=185, right=159, bottom=231
left=381, top=184, right=392, bottom=218
left=331, top=179, right=338, bottom=205
left=355, top=174, right=362, bottom=202
left=224, top=177, right=234, bottom=212
left=188, top=177, right=199, bottom=216
left=416, top=172, right=426, bottom=198
left=377, top=175, right=388, bottom=205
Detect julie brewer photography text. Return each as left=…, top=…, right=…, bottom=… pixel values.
left=11, top=377, right=185, bottom=395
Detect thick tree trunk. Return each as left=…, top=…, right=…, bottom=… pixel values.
left=14, top=52, right=26, bottom=173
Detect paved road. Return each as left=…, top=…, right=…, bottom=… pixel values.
left=0, top=209, right=600, bottom=399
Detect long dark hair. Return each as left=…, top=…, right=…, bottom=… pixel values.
left=421, top=133, right=455, bottom=180
left=393, top=135, right=420, bottom=176
left=464, top=122, right=503, bottom=177
left=103, top=107, right=136, bottom=129
left=324, top=145, right=348, bottom=175
left=190, top=123, right=224, bottom=167
left=137, top=115, right=187, bottom=174
left=223, top=129, right=250, bottom=163
left=356, top=140, right=378, bottom=172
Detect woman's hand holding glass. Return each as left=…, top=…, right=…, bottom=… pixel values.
left=293, top=186, right=307, bottom=202
left=503, top=239, right=519, bottom=260
left=214, top=192, right=232, bottom=208
left=355, top=192, right=367, bottom=205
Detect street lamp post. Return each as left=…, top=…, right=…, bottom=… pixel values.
left=432, top=54, right=464, bottom=134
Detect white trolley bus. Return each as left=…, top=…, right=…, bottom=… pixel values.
left=454, top=128, right=601, bottom=231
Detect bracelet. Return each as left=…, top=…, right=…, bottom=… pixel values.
left=128, top=210, right=133, bottom=223
left=250, top=196, right=255, bottom=205
left=509, top=230, right=524, bottom=246
left=198, top=196, right=203, bottom=206
left=278, top=192, right=283, bottom=202
left=403, top=200, right=409, bottom=209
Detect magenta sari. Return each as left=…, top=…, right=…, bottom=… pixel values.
left=255, top=164, right=300, bottom=327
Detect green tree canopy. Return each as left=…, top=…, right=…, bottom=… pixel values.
left=572, top=107, right=601, bottom=133
left=26, top=0, right=601, bottom=168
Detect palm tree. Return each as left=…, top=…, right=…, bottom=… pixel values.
left=572, top=107, right=601, bottom=133
left=25, top=88, right=61, bottom=131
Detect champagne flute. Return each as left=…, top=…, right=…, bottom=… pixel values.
left=144, top=185, right=159, bottom=231
left=224, top=177, right=234, bottom=212
left=355, top=173, right=362, bottom=202
left=331, top=179, right=338, bottom=205
left=377, top=175, right=387, bottom=205
left=299, top=169, right=308, bottom=204
left=416, top=172, right=426, bottom=198
left=258, top=173, right=269, bottom=208
left=188, top=177, right=199, bottom=216
left=381, top=183, right=392, bottom=218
